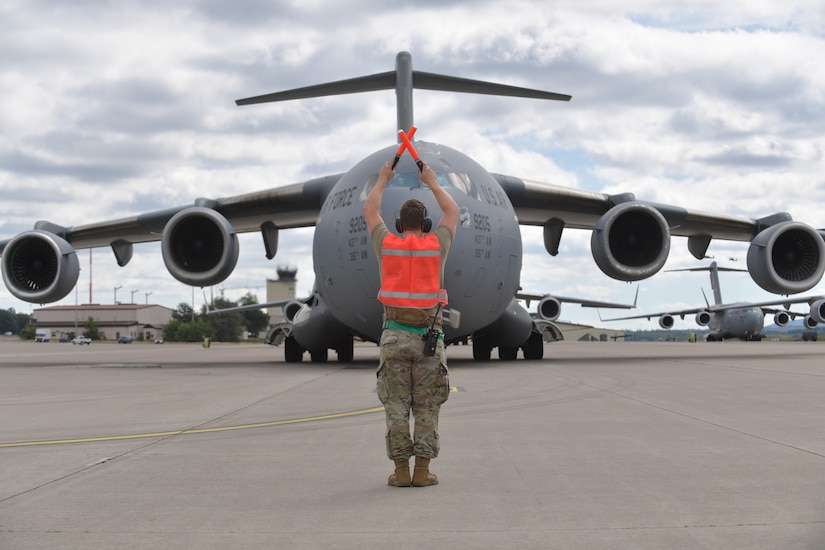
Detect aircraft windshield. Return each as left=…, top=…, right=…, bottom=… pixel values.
left=359, top=171, right=479, bottom=201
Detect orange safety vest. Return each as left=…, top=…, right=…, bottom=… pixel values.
left=378, top=233, right=448, bottom=308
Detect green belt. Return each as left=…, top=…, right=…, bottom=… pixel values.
left=384, top=320, right=444, bottom=339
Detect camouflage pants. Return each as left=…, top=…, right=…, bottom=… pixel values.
left=376, top=328, right=450, bottom=461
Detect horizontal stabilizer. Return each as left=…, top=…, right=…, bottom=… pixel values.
left=412, top=71, right=571, bottom=101
left=237, top=71, right=570, bottom=106
left=236, top=71, right=396, bottom=105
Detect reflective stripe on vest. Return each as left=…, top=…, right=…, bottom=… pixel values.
left=378, top=233, right=448, bottom=308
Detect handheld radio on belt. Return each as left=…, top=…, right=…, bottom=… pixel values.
left=422, top=303, right=442, bottom=357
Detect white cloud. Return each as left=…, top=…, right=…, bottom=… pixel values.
left=1, top=0, right=824, bottom=334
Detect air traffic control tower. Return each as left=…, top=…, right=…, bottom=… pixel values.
left=265, top=266, right=297, bottom=324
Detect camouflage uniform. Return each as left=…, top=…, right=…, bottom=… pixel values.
left=371, top=222, right=453, bottom=461
left=376, top=326, right=450, bottom=460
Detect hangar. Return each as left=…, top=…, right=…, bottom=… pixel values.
left=31, top=304, right=173, bottom=342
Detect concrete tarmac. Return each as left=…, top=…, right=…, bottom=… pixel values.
left=1, top=339, right=825, bottom=549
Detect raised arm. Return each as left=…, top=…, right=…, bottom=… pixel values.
left=420, top=164, right=459, bottom=236
left=364, top=161, right=395, bottom=233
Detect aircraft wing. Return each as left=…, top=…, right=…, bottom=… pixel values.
left=710, top=295, right=825, bottom=313
left=517, top=288, right=637, bottom=309
left=205, top=298, right=299, bottom=315
left=494, top=174, right=763, bottom=240
left=602, top=294, right=825, bottom=322
left=601, top=306, right=708, bottom=322
left=0, top=174, right=343, bottom=254
left=491, top=172, right=825, bottom=295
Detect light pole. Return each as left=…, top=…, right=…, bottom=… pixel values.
left=114, top=285, right=122, bottom=304
left=130, top=289, right=140, bottom=303
left=145, top=291, right=153, bottom=304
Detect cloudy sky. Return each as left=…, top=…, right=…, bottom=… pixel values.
left=1, top=0, right=824, bottom=331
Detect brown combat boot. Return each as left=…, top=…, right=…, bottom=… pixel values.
left=412, top=456, right=438, bottom=487
left=388, top=459, right=411, bottom=487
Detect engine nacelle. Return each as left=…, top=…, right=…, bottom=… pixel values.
left=659, top=314, right=675, bottom=329
left=773, top=311, right=790, bottom=327
left=473, top=298, right=533, bottom=348
left=695, top=310, right=711, bottom=326
left=537, top=296, right=562, bottom=321
left=591, top=202, right=670, bottom=282
left=161, top=207, right=239, bottom=287
left=1, top=230, right=80, bottom=303
left=804, top=315, right=818, bottom=329
left=290, top=294, right=350, bottom=351
left=746, top=221, right=825, bottom=294
left=810, top=299, right=825, bottom=324
left=283, top=300, right=305, bottom=323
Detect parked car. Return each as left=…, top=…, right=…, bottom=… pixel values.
left=118, top=335, right=133, bottom=343
left=72, top=337, right=92, bottom=345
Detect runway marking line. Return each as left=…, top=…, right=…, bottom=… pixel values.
left=0, top=406, right=386, bottom=448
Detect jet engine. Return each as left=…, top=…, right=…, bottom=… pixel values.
left=161, top=207, right=239, bottom=287
left=659, top=314, right=675, bottom=329
left=810, top=299, right=825, bottom=324
left=804, top=315, right=818, bottom=329
left=591, top=202, right=670, bottom=282
left=281, top=300, right=305, bottom=322
left=746, top=221, right=825, bottom=294
left=773, top=311, right=790, bottom=327
left=695, top=310, right=711, bottom=326
left=537, top=296, right=562, bottom=321
left=0, top=230, right=80, bottom=303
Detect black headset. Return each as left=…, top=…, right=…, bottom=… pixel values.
left=395, top=203, right=432, bottom=233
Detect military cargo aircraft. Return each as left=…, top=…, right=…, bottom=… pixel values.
left=2, top=52, right=824, bottom=361
left=601, top=261, right=825, bottom=341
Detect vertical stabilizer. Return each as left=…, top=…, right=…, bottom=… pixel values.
left=708, top=261, right=723, bottom=305
left=395, top=52, right=414, bottom=137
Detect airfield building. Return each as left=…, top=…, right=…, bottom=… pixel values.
left=31, top=304, right=173, bottom=342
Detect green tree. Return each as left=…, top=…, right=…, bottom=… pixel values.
left=16, top=311, right=30, bottom=331
left=0, top=308, right=18, bottom=334
left=163, top=318, right=214, bottom=342
left=19, top=324, right=36, bottom=340
left=172, top=302, right=196, bottom=323
left=83, top=316, right=102, bottom=340
left=202, top=296, right=243, bottom=342
left=239, top=293, right=269, bottom=338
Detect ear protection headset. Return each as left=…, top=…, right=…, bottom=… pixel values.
left=395, top=201, right=432, bottom=233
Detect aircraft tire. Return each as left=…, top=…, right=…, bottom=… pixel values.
left=336, top=338, right=354, bottom=362
left=310, top=348, right=329, bottom=362
left=472, top=340, right=491, bottom=361
left=498, top=346, right=518, bottom=360
left=284, top=336, right=303, bottom=362
left=522, top=332, right=544, bottom=360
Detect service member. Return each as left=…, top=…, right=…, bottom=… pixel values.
left=364, top=160, right=459, bottom=487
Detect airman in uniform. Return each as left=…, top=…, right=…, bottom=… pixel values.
left=364, top=160, right=459, bottom=487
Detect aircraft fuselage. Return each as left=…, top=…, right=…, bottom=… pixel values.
left=708, top=305, right=764, bottom=340
left=312, top=141, right=523, bottom=344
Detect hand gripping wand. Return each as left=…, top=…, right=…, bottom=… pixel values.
left=390, top=126, right=424, bottom=172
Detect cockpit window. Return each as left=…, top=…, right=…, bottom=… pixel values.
left=360, top=171, right=479, bottom=201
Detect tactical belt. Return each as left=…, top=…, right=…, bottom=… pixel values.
left=383, top=305, right=442, bottom=329
left=383, top=320, right=444, bottom=339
